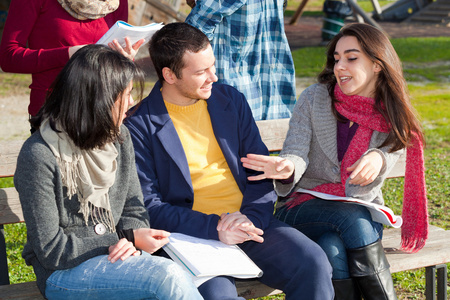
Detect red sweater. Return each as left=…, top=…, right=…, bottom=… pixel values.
left=0, top=0, right=128, bottom=115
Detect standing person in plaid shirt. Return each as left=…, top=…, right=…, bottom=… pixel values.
left=185, top=0, right=296, bottom=121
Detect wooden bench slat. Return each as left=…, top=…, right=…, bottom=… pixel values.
left=256, top=118, right=290, bottom=152
left=0, top=188, right=24, bottom=225
left=0, top=281, right=44, bottom=300
left=383, top=226, right=450, bottom=273
left=0, top=140, right=24, bottom=178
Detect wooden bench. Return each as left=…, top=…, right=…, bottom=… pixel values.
left=1, top=119, right=449, bottom=300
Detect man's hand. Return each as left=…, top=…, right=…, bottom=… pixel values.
left=217, top=212, right=264, bottom=245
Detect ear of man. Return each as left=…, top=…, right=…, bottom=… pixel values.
left=162, top=67, right=176, bottom=84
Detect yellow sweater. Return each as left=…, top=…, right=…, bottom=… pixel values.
left=165, top=100, right=243, bottom=215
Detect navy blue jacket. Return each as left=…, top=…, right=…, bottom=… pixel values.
left=125, top=81, right=276, bottom=240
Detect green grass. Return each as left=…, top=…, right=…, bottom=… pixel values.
left=1, top=35, right=449, bottom=299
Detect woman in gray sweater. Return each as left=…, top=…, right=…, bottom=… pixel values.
left=241, top=24, right=427, bottom=300
left=14, top=45, right=203, bottom=300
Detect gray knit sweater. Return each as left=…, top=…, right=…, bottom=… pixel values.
left=275, top=83, right=405, bottom=205
left=14, top=126, right=150, bottom=296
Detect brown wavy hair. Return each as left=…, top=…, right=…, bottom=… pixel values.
left=318, top=23, right=423, bottom=152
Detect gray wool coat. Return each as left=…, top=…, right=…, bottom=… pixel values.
left=14, top=126, right=150, bottom=295
left=274, top=83, right=404, bottom=206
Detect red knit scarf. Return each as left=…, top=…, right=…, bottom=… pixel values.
left=286, top=84, right=428, bottom=253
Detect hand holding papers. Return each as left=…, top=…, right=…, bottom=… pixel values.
left=96, top=21, right=164, bottom=47
left=295, top=188, right=403, bottom=228
left=163, top=233, right=263, bottom=287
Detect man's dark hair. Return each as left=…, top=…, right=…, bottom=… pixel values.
left=31, top=44, right=144, bottom=150
left=149, top=22, right=210, bottom=82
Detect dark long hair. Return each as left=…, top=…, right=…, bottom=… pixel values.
left=149, top=22, right=210, bottom=82
left=318, top=23, right=423, bottom=152
left=31, top=44, right=144, bottom=150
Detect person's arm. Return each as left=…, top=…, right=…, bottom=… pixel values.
left=0, top=0, right=70, bottom=73
left=185, top=0, right=246, bottom=40
left=125, top=116, right=222, bottom=240
left=272, top=86, right=315, bottom=197
left=227, top=87, right=278, bottom=231
left=15, top=138, right=119, bottom=271
left=115, top=127, right=151, bottom=230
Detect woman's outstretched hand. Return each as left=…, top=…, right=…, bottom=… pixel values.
left=241, top=154, right=294, bottom=181
left=347, top=151, right=383, bottom=186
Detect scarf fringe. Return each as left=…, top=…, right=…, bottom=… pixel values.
left=57, top=156, right=81, bottom=198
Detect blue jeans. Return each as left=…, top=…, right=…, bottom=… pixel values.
left=45, top=252, right=203, bottom=300
left=196, top=217, right=334, bottom=300
left=275, top=199, right=383, bottom=280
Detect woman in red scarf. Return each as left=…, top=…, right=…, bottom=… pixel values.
left=241, top=23, right=427, bottom=300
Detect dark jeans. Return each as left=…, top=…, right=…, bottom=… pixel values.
left=275, top=199, right=383, bottom=279
left=198, top=217, right=334, bottom=300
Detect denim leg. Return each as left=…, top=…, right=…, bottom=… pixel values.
left=240, top=218, right=334, bottom=300
left=316, top=231, right=349, bottom=279
left=45, top=252, right=203, bottom=300
left=275, top=199, right=383, bottom=280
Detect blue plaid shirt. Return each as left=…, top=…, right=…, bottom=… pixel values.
left=186, top=0, right=296, bottom=120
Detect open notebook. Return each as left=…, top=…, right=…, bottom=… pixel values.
left=163, top=233, right=263, bottom=287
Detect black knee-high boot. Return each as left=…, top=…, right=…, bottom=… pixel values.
left=347, top=240, right=397, bottom=300
left=333, top=278, right=361, bottom=300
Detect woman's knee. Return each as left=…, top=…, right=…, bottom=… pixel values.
left=138, top=255, right=201, bottom=299
left=317, top=232, right=350, bottom=279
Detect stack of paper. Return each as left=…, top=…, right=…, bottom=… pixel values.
left=96, top=21, right=164, bottom=47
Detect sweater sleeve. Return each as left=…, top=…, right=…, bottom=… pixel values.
left=0, top=0, right=128, bottom=74
left=231, top=87, right=278, bottom=231
left=15, top=137, right=119, bottom=271
left=274, top=86, right=314, bottom=197
left=0, top=0, right=69, bottom=73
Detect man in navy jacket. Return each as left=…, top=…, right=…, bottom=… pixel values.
left=125, top=22, right=333, bottom=300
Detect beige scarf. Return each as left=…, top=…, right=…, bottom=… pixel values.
left=57, top=0, right=120, bottom=20
left=40, top=119, right=118, bottom=232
